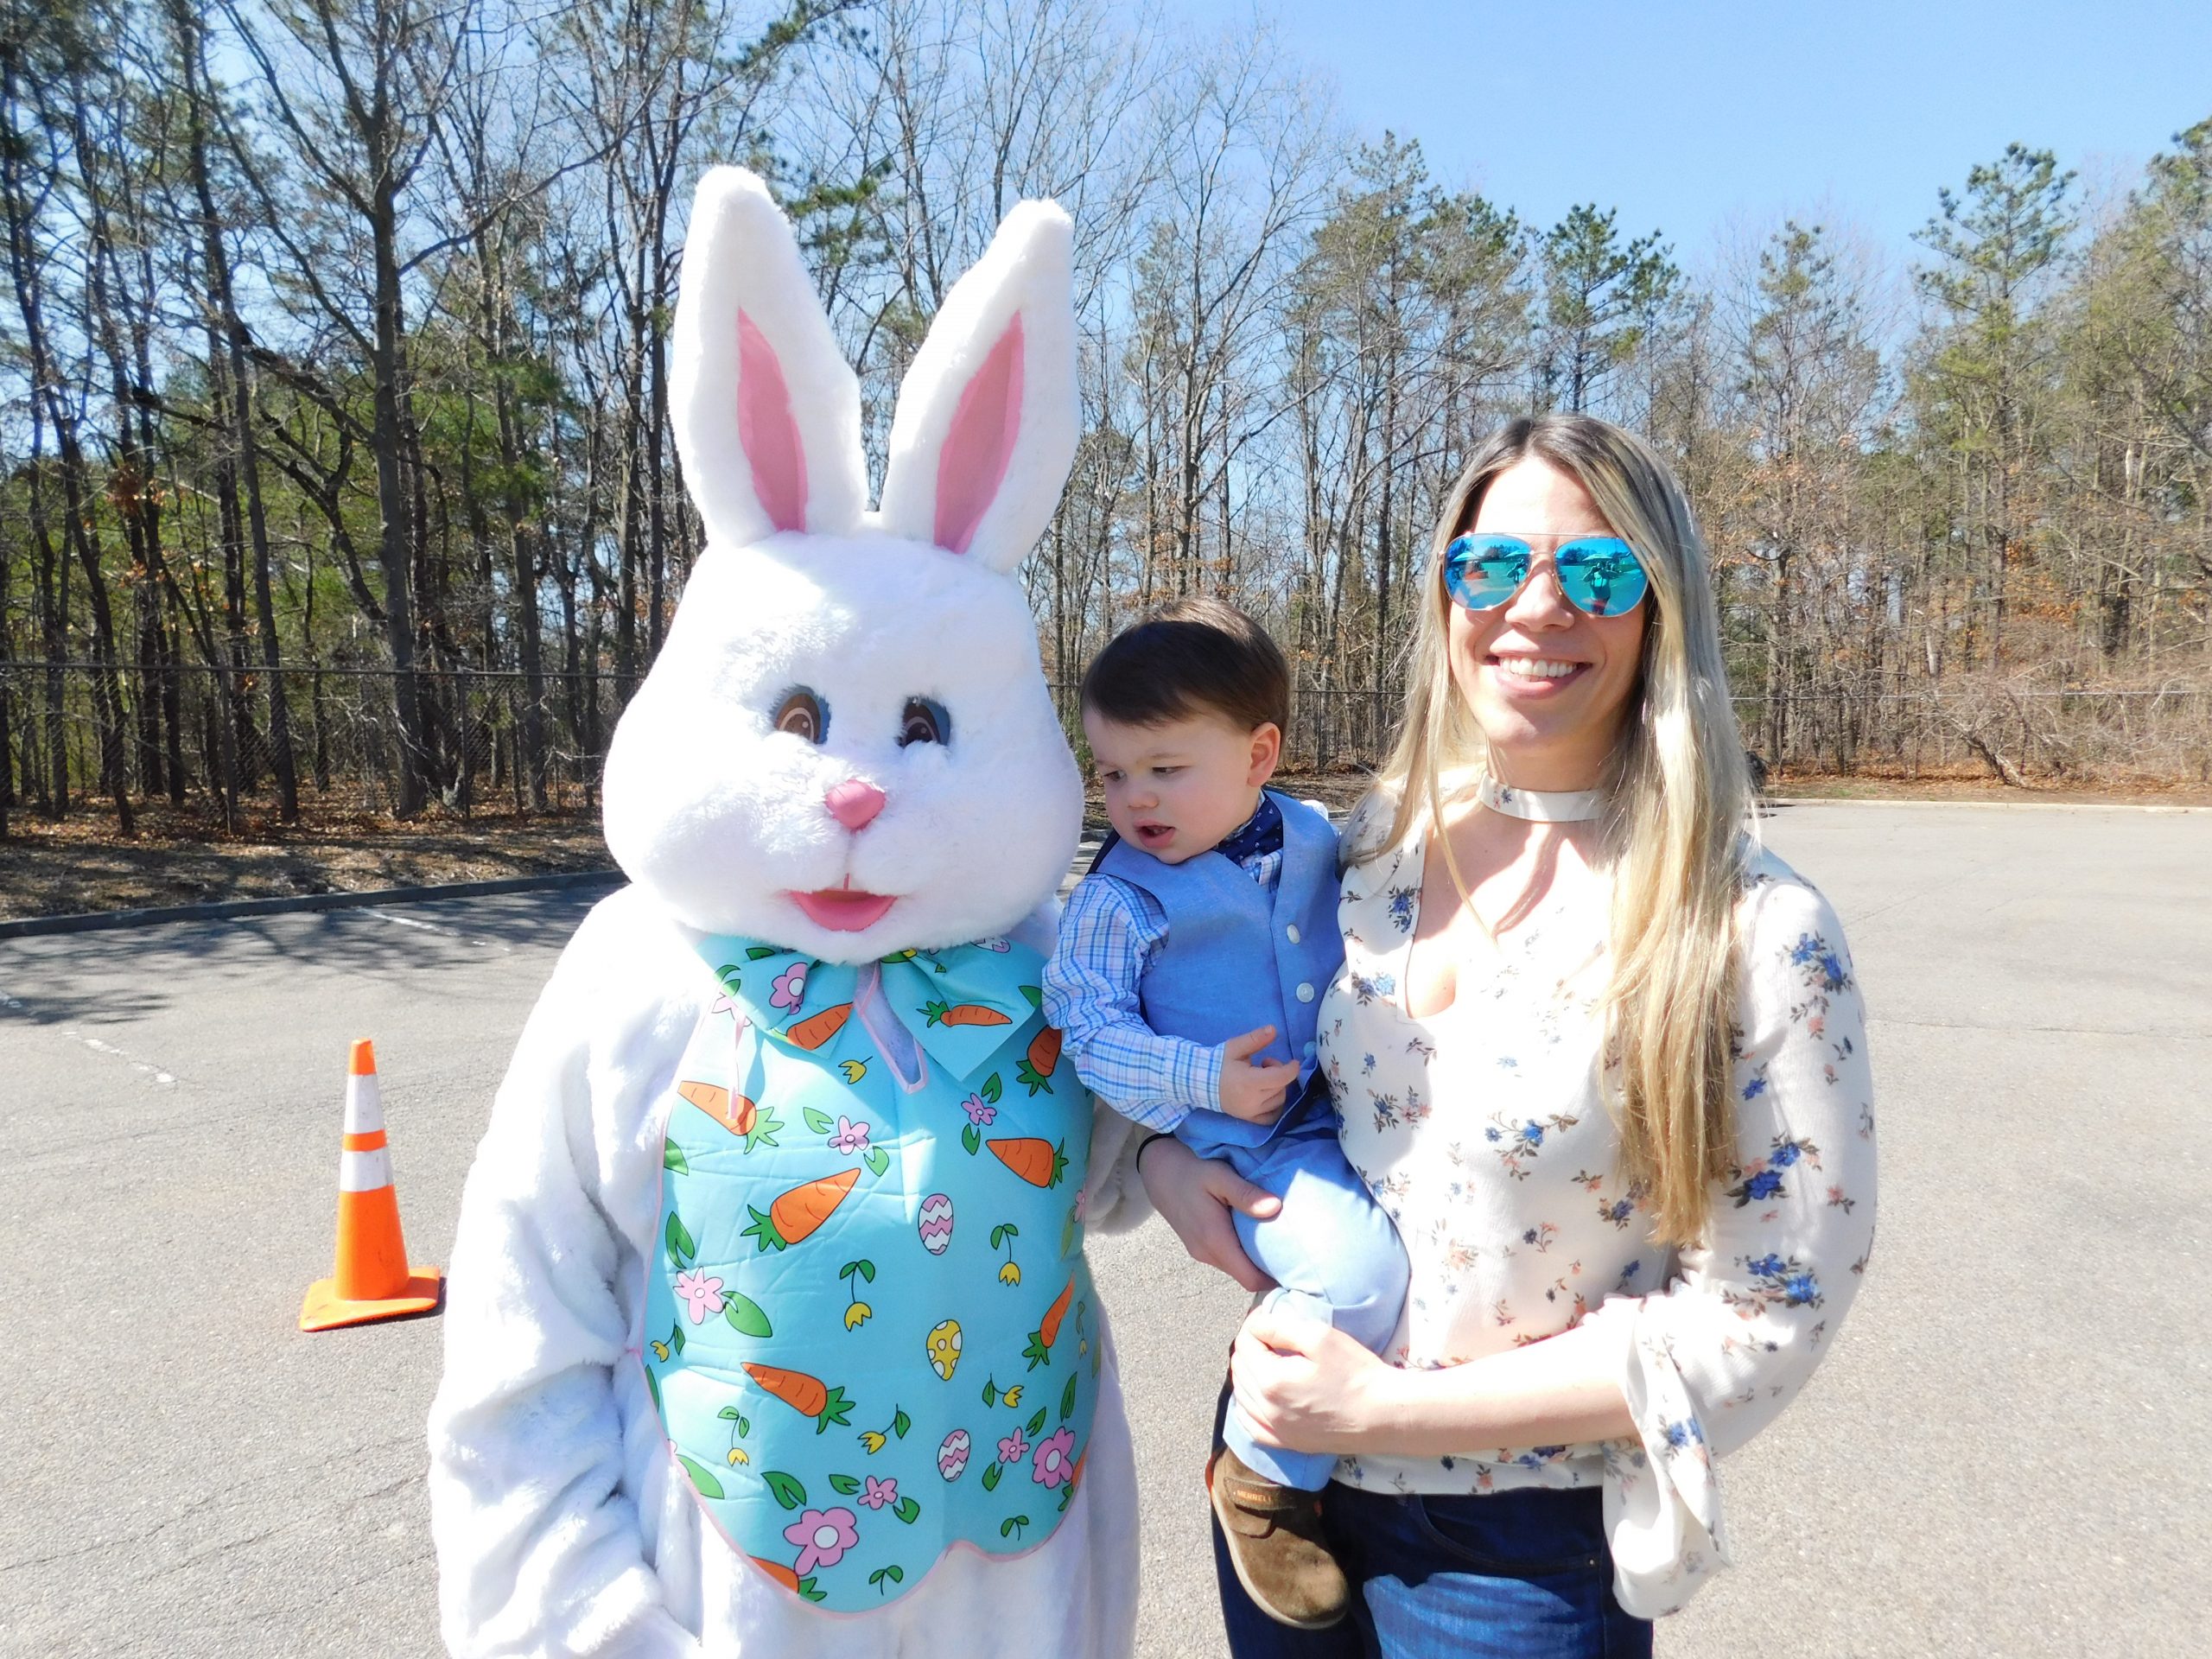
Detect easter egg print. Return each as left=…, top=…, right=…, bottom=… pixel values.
left=938, top=1428, right=971, bottom=1481
left=917, top=1192, right=954, bottom=1256
left=926, top=1318, right=963, bottom=1381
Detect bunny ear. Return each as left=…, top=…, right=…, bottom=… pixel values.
left=878, top=200, right=1078, bottom=573
left=671, top=168, right=865, bottom=543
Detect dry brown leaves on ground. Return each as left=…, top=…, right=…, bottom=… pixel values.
left=0, top=800, right=613, bottom=921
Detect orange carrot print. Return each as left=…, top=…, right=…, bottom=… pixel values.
left=741, top=1166, right=861, bottom=1252
left=751, top=1554, right=826, bottom=1603
left=785, top=1003, right=854, bottom=1050
left=1039, top=1274, right=1075, bottom=1346
left=677, top=1078, right=733, bottom=1121
left=1015, top=1027, right=1063, bottom=1095
left=677, top=1081, right=779, bottom=1148
left=742, top=1363, right=855, bottom=1433
left=1023, top=1273, right=1076, bottom=1369
left=921, top=999, right=1013, bottom=1028
left=988, top=1136, right=1067, bottom=1189
left=750, top=1556, right=802, bottom=1592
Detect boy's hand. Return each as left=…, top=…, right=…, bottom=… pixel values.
left=1217, top=1026, right=1304, bottom=1124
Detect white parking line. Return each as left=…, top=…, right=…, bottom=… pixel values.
left=0, top=985, right=178, bottom=1084
left=363, top=908, right=446, bottom=933
left=359, top=906, right=512, bottom=952
left=67, top=1030, right=179, bottom=1085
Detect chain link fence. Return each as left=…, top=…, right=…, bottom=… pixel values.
left=0, top=660, right=631, bottom=822
left=1729, top=682, right=2212, bottom=785
left=2, top=661, right=2206, bottom=826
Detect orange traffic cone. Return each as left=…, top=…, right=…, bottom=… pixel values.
left=299, top=1039, right=443, bottom=1332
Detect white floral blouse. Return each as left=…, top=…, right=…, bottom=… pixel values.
left=1319, top=819, right=1878, bottom=1618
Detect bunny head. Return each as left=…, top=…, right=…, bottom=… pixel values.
left=602, top=168, right=1085, bottom=963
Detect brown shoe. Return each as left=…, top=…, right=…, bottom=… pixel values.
left=1207, top=1446, right=1351, bottom=1630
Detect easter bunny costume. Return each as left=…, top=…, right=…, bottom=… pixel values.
left=427, top=168, right=1143, bottom=1658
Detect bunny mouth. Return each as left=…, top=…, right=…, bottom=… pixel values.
left=791, top=888, right=899, bottom=931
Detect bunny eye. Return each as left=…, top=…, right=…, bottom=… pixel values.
left=899, top=697, right=950, bottom=748
left=772, top=688, right=829, bottom=744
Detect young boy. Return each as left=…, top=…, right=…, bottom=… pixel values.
left=1044, top=599, right=1408, bottom=1632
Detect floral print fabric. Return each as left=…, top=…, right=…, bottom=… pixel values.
left=1321, top=823, right=1877, bottom=1618
left=639, top=935, right=1102, bottom=1612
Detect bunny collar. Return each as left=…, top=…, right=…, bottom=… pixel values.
left=706, top=935, right=1048, bottom=1091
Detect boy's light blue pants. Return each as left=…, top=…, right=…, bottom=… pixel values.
left=1181, top=1088, right=1409, bottom=1491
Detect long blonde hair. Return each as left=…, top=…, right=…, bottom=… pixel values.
left=1359, top=415, right=1752, bottom=1247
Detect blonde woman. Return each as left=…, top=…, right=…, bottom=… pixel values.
left=1138, top=415, right=1878, bottom=1657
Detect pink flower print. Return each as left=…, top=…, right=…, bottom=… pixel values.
left=672, top=1268, right=725, bottom=1324
left=769, top=962, right=809, bottom=1012
left=996, top=1427, right=1029, bottom=1466
left=859, top=1475, right=899, bottom=1510
left=784, top=1507, right=859, bottom=1575
left=829, top=1116, right=871, bottom=1155
left=976, top=937, right=1011, bottom=952
left=1032, top=1427, right=1077, bottom=1489
left=961, top=1094, right=997, bottom=1127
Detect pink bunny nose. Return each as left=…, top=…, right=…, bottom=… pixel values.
left=824, top=779, right=887, bottom=831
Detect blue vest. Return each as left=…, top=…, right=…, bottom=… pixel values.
left=641, top=936, right=1099, bottom=1612
left=1094, top=790, right=1343, bottom=1150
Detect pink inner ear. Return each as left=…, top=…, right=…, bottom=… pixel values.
left=934, top=315, right=1024, bottom=556
left=737, top=309, right=808, bottom=532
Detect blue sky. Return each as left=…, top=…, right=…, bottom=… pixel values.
left=1179, top=0, right=2210, bottom=269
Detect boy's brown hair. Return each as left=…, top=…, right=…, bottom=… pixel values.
left=1079, top=597, right=1289, bottom=734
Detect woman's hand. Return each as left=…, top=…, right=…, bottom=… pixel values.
left=1230, top=1302, right=1408, bottom=1455
left=1136, top=1135, right=1281, bottom=1293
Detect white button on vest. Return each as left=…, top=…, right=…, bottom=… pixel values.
left=1286, top=924, right=1301, bottom=944
left=1295, top=982, right=1315, bottom=1003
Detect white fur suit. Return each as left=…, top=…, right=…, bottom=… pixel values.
left=427, top=169, right=1144, bottom=1659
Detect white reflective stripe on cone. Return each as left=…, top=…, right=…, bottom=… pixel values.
left=340, top=1147, right=395, bottom=1192
left=343, top=1071, right=385, bottom=1135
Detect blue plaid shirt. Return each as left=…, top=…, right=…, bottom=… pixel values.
left=1043, top=842, right=1283, bottom=1131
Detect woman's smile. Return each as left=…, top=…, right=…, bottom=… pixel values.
left=1484, top=652, right=1592, bottom=691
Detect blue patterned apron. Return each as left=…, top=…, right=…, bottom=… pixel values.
left=639, top=935, right=1101, bottom=1611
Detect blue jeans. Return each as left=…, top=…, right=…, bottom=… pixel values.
left=1209, top=1388, right=1652, bottom=1658
left=1184, top=1088, right=1409, bottom=1491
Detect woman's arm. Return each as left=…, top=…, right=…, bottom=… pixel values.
left=1231, top=1304, right=1634, bottom=1454
left=1134, top=1132, right=1281, bottom=1294
left=1588, top=871, right=1879, bottom=1457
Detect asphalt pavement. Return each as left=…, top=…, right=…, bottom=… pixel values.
left=2, top=801, right=2207, bottom=1658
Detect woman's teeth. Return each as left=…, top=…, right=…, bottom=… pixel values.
left=1493, top=658, right=1581, bottom=681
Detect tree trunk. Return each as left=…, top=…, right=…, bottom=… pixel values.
left=364, top=52, right=428, bottom=815
left=1, top=40, right=131, bottom=832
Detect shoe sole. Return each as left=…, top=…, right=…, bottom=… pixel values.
left=1205, top=1455, right=1351, bottom=1632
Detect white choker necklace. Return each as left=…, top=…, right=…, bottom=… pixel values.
left=1475, top=772, right=1605, bottom=823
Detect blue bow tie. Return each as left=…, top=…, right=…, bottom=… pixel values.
left=1213, top=793, right=1283, bottom=866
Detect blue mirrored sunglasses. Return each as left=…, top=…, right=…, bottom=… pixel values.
left=1442, top=533, right=1650, bottom=618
